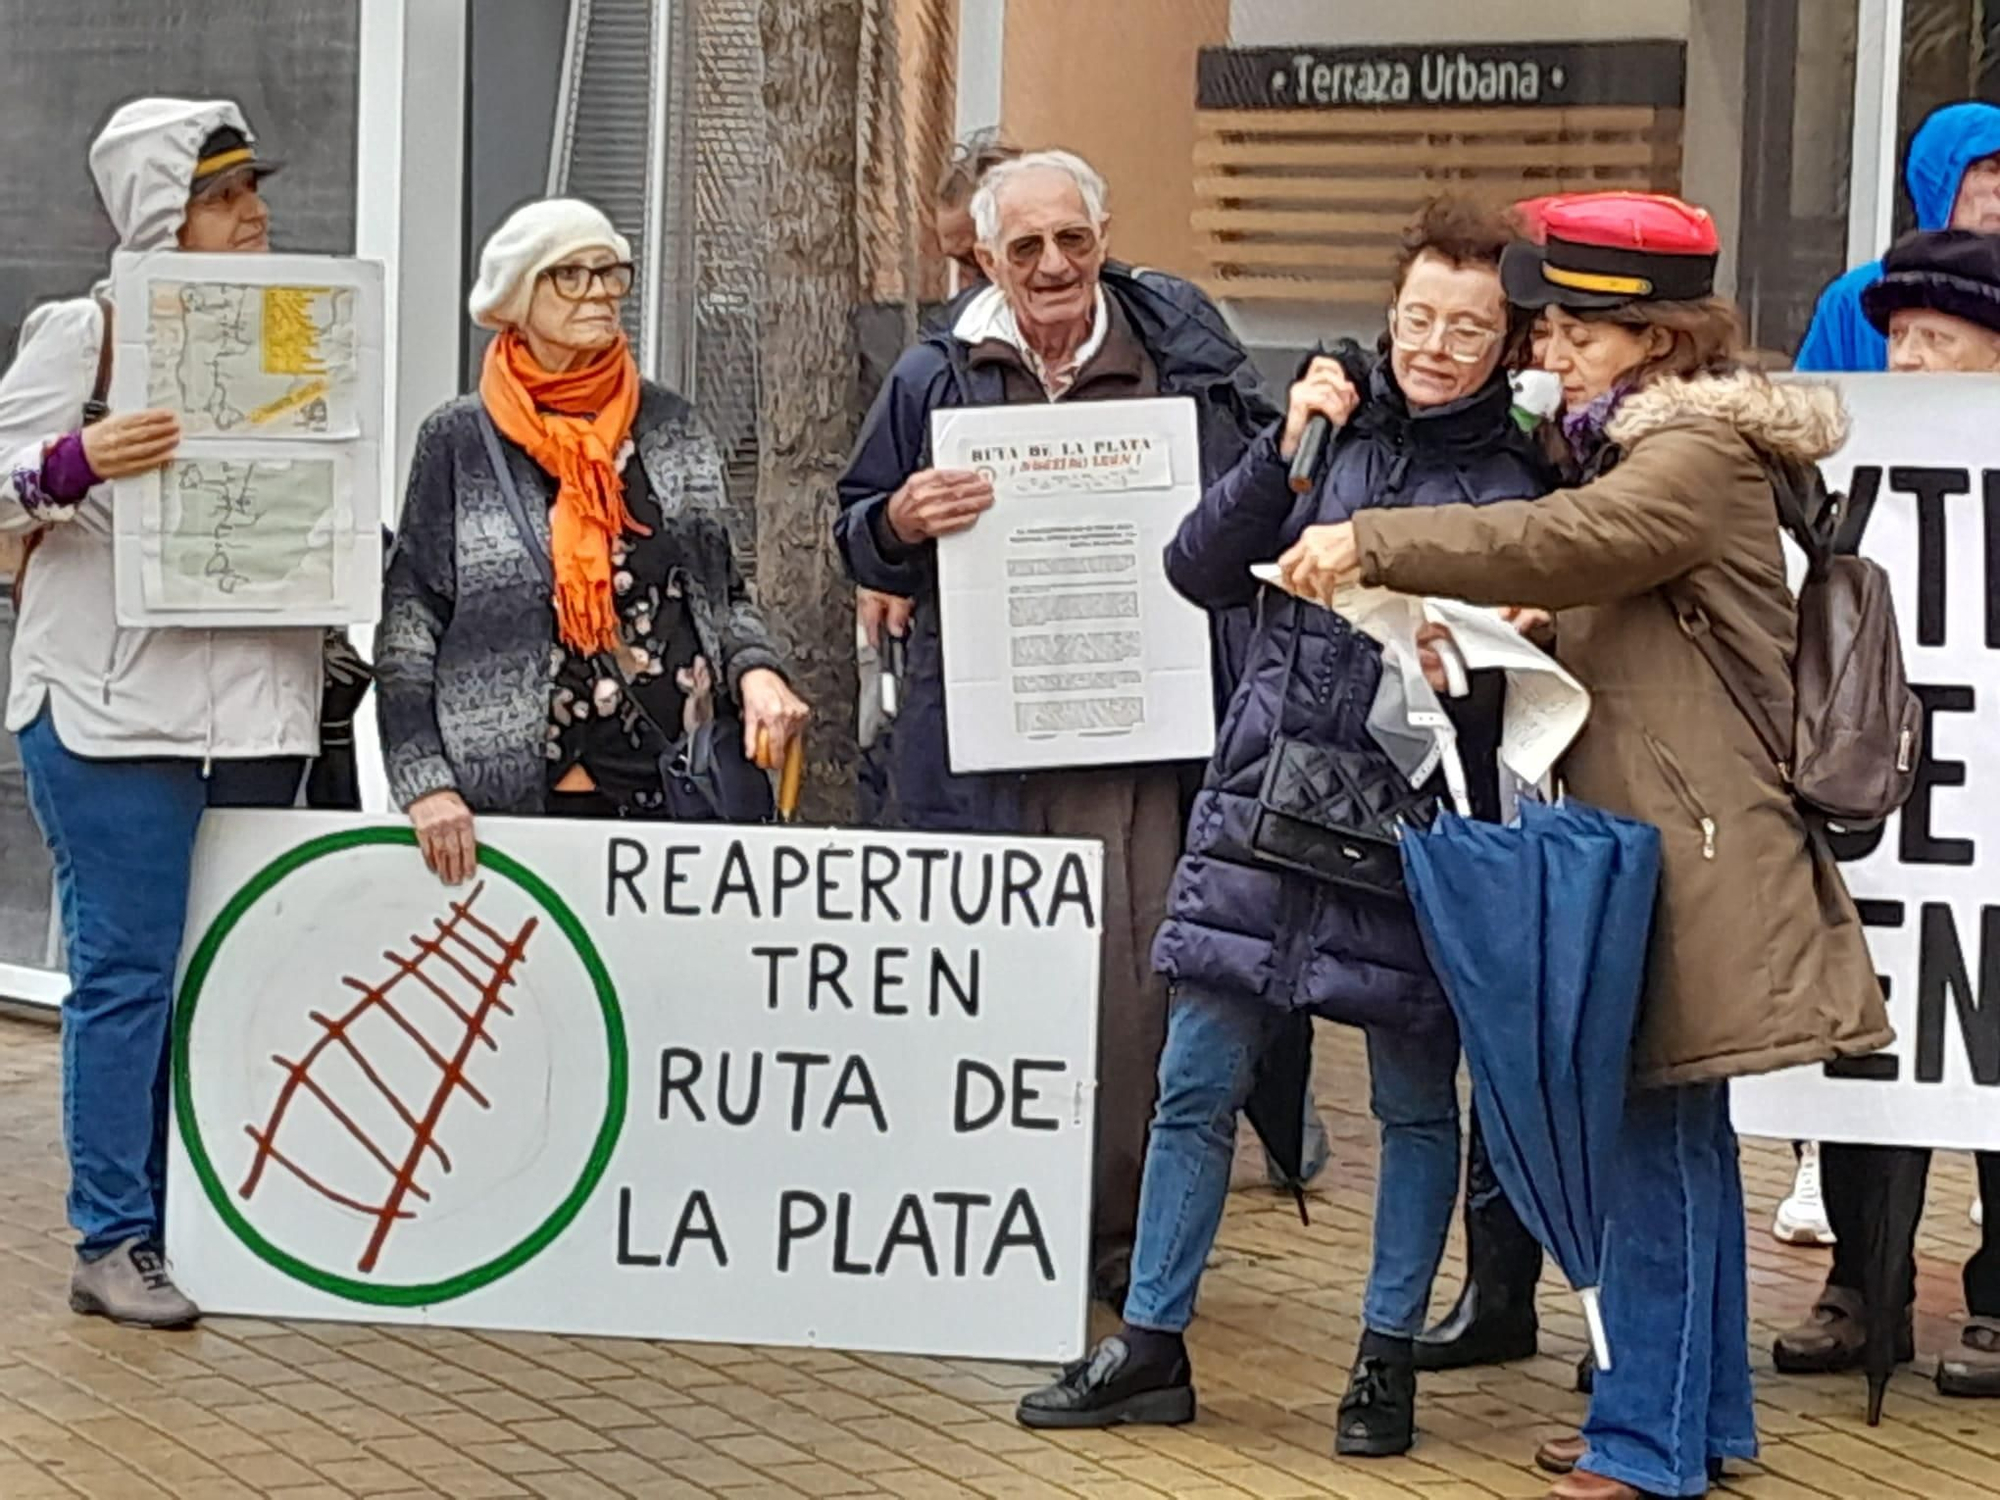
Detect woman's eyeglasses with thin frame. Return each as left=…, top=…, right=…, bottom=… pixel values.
left=1387, top=304, right=1503, bottom=364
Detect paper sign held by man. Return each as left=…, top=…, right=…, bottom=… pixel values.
left=932, top=397, right=1216, bottom=773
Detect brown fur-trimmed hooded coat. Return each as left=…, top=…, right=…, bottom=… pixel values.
left=1352, top=370, right=1892, bottom=1088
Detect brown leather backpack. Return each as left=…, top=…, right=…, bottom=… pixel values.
left=1674, top=459, right=1921, bottom=834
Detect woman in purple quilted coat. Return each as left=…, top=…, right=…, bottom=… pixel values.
left=1017, top=198, right=1553, bottom=1455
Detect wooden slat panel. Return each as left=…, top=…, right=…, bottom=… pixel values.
left=1191, top=206, right=1418, bottom=237
left=1197, top=240, right=1398, bottom=269
left=1191, top=102, right=1682, bottom=306
left=1195, top=174, right=1449, bottom=206
left=1196, top=106, right=1674, bottom=137
left=1195, top=137, right=1668, bottom=171
left=1201, top=274, right=1392, bottom=303
left=1194, top=167, right=1665, bottom=205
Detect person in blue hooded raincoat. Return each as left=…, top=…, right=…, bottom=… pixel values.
left=1794, top=101, right=2000, bottom=372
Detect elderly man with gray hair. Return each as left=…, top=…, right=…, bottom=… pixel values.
left=835, top=148, right=1281, bottom=1306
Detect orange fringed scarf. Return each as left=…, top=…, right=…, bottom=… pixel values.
left=479, top=328, right=645, bottom=655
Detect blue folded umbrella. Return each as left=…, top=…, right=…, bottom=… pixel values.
left=1400, top=798, right=1661, bottom=1369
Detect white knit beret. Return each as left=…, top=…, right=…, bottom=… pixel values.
left=468, top=197, right=633, bottom=331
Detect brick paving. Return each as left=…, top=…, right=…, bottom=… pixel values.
left=0, top=1014, right=1993, bottom=1498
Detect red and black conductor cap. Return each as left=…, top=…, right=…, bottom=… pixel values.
left=1503, top=192, right=1719, bottom=310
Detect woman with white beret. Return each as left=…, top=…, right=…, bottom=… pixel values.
left=378, top=197, right=807, bottom=883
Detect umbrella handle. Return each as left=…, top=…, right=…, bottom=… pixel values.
left=1433, top=634, right=1470, bottom=699
left=754, top=729, right=808, bottom=822
left=1579, top=1285, right=1612, bottom=1373
left=778, top=734, right=806, bottom=821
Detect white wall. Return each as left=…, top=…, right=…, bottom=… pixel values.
left=1230, top=0, right=1690, bottom=45
left=958, top=0, right=1007, bottom=135
left=356, top=0, right=468, bottom=816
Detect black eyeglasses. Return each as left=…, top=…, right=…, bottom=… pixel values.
left=543, top=261, right=635, bottom=301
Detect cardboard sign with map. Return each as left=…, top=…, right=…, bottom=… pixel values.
left=109, top=251, right=385, bottom=628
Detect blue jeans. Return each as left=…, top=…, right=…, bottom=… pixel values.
left=18, top=714, right=301, bottom=1256
left=1124, top=984, right=1460, bottom=1337
left=1360, top=1021, right=1461, bottom=1338
left=1581, top=1082, right=1756, bottom=1496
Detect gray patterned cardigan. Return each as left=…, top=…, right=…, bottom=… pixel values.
left=377, top=383, right=787, bottom=814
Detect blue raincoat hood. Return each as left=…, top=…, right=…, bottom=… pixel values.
left=1797, top=101, right=2000, bottom=370
left=1907, top=102, right=2000, bottom=230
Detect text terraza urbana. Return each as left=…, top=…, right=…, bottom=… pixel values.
left=1279, top=50, right=1553, bottom=106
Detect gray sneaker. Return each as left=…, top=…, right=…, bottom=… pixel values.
left=69, top=1239, right=200, bottom=1329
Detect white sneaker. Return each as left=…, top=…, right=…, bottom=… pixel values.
left=1773, top=1142, right=1837, bottom=1247
left=1974, top=1196, right=1984, bottom=1229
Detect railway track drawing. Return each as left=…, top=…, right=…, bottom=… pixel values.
left=237, top=882, right=539, bottom=1274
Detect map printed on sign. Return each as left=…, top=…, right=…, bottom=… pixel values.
left=109, top=250, right=384, bottom=628
left=145, top=280, right=361, bottom=438
left=154, top=455, right=340, bottom=611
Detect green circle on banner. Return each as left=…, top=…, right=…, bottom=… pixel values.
left=173, top=826, right=628, bottom=1306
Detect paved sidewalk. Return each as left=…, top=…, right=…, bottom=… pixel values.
left=0, top=1015, right=1993, bottom=1498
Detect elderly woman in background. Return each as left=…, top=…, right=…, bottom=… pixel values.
left=1017, top=197, right=1553, bottom=1457
left=379, top=198, right=806, bottom=883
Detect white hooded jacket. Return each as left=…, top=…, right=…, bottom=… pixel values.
left=0, top=98, right=321, bottom=759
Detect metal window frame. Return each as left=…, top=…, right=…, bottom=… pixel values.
left=1848, top=0, right=1906, bottom=265
left=546, top=0, right=694, bottom=385
left=957, top=0, right=1007, bottom=136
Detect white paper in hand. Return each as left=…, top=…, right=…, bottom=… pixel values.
left=1249, top=564, right=1589, bottom=789
left=931, top=399, right=1215, bottom=773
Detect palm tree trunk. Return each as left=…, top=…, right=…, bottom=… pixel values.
left=757, top=0, right=863, bottom=823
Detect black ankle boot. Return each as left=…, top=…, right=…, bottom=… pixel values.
left=1335, top=1331, right=1416, bottom=1457
left=1415, top=1125, right=1543, bottom=1372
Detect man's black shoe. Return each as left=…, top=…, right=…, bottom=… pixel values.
left=1335, top=1332, right=1416, bottom=1457
left=1015, top=1334, right=1195, bottom=1430
left=1413, top=1278, right=1539, bottom=1371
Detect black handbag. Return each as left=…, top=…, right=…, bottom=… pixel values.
left=598, top=647, right=774, bottom=823
left=1246, top=610, right=1439, bottom=902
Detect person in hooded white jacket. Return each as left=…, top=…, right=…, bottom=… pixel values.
left=0, top=98, right=320, bottom=1328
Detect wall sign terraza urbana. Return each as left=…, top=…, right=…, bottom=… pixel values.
left=1196, top=42, right=1687, bottom=111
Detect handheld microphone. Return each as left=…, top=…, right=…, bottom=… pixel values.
left=1284, top=338, right=1365, bottom=495
left=1288, top=415, right=1333, bottom=495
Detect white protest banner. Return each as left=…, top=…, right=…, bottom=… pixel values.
left=110, top=251, right=385, bottom=628
left=167, top=812, right=1102, bottom=1361
left=931, top=397, right=1216, bottom=773
left=1733, top=374, right=2000, bottom=1152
